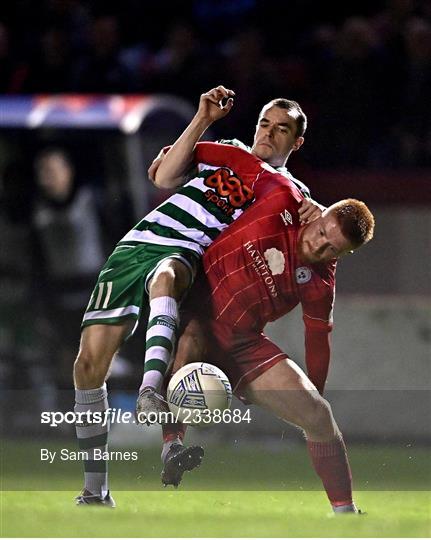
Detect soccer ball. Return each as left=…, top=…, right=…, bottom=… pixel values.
left=167, top=362, right=232, bottom=425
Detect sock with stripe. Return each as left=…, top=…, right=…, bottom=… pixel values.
left=140, top=296, right=178, bottom=393
left=307, top=434, right=354, bottom=510
left=75, top=384, right=109, bottom=497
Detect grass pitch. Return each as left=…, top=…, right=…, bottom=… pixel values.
left=1, top=490, right=430, bottom=537
left=1, top=441, right=430, bottom=537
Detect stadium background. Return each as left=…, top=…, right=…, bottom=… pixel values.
left=0, top=0, right=430, bottom=537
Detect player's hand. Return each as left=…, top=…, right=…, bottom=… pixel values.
left=196, top=85, right=235, bottom=124
left=299, top=198, right=326, bottom=225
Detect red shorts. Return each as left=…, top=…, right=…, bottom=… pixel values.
left=180, top=278, right=289, bottom=395
left=204, top=319, right=288, bottom=394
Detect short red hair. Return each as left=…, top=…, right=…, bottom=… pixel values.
left=328, top=199, right=375, bottom=249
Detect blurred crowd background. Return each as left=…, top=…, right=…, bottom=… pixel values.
left=1, top=0, right=431, bottom=166
left=0, top=0, right=430, bottom=439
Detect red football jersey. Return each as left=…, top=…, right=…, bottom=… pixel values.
left=164, top=142, right=338, bottom=392
left=204, top=178, right=336, bottom=329
left=199, top=169, right=336, bottom=393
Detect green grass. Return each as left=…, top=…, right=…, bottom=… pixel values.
left=1, top=490, right=430, bottom=537
left=1, top=441, right=429, bottom=491
left=1, top=440, right=430, bottom=537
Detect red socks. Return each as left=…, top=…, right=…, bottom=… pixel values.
left=163, top=424, right=353, bottom=508
left=307, top=435, right=353, bottom=507
left=162, top=422, right=186, bottom=443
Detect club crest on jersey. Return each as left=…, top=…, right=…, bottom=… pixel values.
left=280, top=209, right=293, bottom=226
left=264, top=248, right=285, bottom=275
left=295, top=266, right=312, bottom=284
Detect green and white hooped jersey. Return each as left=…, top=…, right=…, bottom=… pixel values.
left=118, top=162, right=255, bottom=256
left=118, top=139, right=310, bottom=257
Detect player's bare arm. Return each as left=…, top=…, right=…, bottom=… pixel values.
left=151, top=85, right=235, bottom=189
left=148, top=150, right=169, bottom=184
left=148, top=149, right=196, bottom=188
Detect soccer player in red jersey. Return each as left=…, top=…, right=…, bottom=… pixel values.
left=180, top=146, right=342, bottom=395
left=160, top=150, right=375, bottom=514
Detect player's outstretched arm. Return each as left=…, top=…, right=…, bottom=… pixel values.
left=151, top=86, right=235, bottom=189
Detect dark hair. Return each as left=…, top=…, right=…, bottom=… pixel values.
left=260, top=98, right=307, bottom=137
left=330, top=198, right=375, bottom=249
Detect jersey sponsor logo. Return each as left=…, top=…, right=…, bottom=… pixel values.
left=280, top=209, right=293, bottom=226
left=203, top=190, right=236, bottom=216
left=244, top=240, right=278, bottom=298
left=202, top=167, right=254, bottom=215
left=295, top=266, right=312, bottom=284
left=264, top=248, right=285, bottom=275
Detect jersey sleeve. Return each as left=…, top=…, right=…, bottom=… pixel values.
left=194, top=141, right=268, bottom=186
left=301, top=263, right=336, bottom=394
left=164, top=142, right=312, bottom=199
left=304, top=326, right=331, bottom=395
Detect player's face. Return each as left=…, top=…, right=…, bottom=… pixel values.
left=298, top=211, right=353, bottom=264
left=251, top=105, right=304, bottom=168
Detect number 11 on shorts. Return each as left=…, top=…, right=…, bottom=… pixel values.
left=92, top=281, right=113, bottom=310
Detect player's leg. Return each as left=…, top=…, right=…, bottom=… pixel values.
left=74, top=244, right=147, bottom=505
left=160, top=423, right=204, bottom=488
left=74, top=323, right=132, bottom=388
left=73, top=322, right=131, bottom=506
left=242, top=359, right=357, bottom=512
left=137, top=257, right=193, bottom=415
left=160, top=318, right=208, bottom=486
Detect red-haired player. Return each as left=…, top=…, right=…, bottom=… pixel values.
left=160, top=154, right=374, bottom=514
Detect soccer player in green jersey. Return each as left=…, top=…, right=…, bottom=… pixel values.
left=74, top=86, right=320, bottom=505
left=135, top=88, right=317, bottom=406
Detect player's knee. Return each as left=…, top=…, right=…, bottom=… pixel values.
left=74, top=350, right=106, bottom=387
left=149, top=260, right=191, bottom=299
left=303, top=395, right=333, bottom=431
left=150, top=267, right=175, bottom=293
